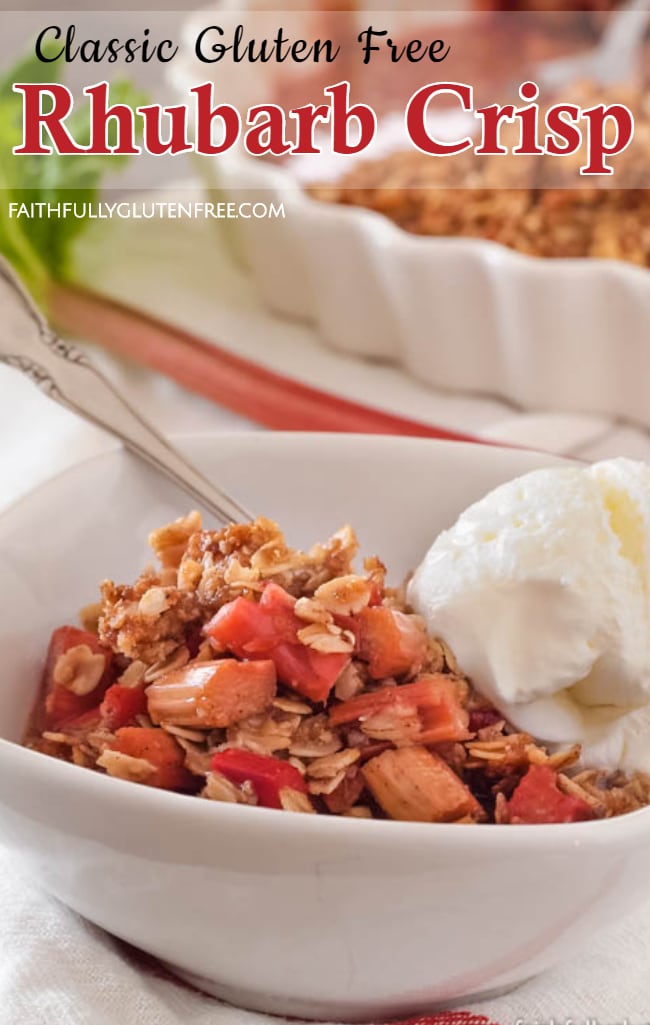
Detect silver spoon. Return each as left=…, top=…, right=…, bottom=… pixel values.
left=0, top=257, right=253, bottom=525
left=537, top=0, right=650, bottom=92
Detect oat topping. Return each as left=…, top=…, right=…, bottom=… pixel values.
left=294, top=597, right=332, bottom=625
left=334, top=662, right=366, bottom=702
left=137, top=587, right=170, bottom=619
left=272, top=695, right=313, bottom=715
left=306, top=747, right=361, bottom=780
left=203, top=771, right=250, bottom=804
left=227, top=709, right=301, bottom=756
left=97, top=749, right=156, bottom=784
left=99, top=574, right=199, bottom=665
left=52, top=645, right=106, bottom=696
left=148, top=510, right=202, bottom=570
left=116, top=660, right=147, bottom=689
left=313, top=575, right=372, bottom=616
left=296, top=622, right=356, bottom=654
left=143, top=645, right=190, bottom=683
left=279, top=788, right=315, bottom=813
left=175, top=518, right=359, bottom=612
left=289, top=715, right=343, bottom=759
left=78, top=602, right=102, bottom=635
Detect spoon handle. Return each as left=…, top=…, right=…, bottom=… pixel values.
left=0, top=259, right=252, bottom=525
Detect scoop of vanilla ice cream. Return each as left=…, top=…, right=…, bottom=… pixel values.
left=407, top=457, right=650, bottom=773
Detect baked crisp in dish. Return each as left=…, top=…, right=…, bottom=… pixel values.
left=310, top=86, right=650, bottom=266
left=24, top=514, right=650, bottom=824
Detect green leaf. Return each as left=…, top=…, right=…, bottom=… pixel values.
left=0, top=39, right=148, bottom=304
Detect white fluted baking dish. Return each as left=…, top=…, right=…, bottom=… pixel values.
left=173, top=5, right=650, bottom=429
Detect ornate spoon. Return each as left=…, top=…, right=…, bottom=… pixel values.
left=0, top=257, right=252, bottom=525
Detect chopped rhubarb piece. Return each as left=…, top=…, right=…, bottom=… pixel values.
left=269, top=643, right=348, bottom=705
left=147, top=659, right=276, bottom=728
left=43, top=625, right=114, bottom=731
left=329, top=674, right=470, bottom=745
left=507, top=765, right=594, bottom=824
left=45, top=687, right=98, bottom=733
left=355, top=606, right=428, bottom=679
left=211, top=748, right=309, bottom=809
left=259, top=581, right=302, bottom=622
left=362, top=746, right=483, bottom=823
left=111, top=727, right=196, bottom=790
left=100, top=684, right=148, bottom=731
left=208, top=588, right=295, bottom=655
left=205, top=583, right=350, bottom=703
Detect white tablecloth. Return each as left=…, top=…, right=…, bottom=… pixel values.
left=2, top=834, right=650, bottom=1024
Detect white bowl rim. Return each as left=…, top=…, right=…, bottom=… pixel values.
left=2, top=432, right=650, bottom=851
left=4, top=737, right=650, bottom=849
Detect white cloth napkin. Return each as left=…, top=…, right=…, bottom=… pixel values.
left=2, top=312, right=650, bottom=1023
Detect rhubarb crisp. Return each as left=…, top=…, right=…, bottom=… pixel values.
left=24, top=514, right=650, bottom=824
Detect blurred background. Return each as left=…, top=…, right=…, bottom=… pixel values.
left=1, top=0, right=650, bottom=497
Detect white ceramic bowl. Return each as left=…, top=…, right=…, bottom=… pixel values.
left=1, top=433, right=650, bottom=1020
left=173, top=5, right=650, bottom=430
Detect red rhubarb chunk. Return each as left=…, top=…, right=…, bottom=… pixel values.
left=43, top=625, right=114, bottom=731
left=356, top=606, right=427, bottom=679
left=211, top=748, right=308, bottom=809
left=205, top=583, right=349, bottom=702
left=100, top=683, right=148, bottom=731
left=508, top=765, right=594, bottom=824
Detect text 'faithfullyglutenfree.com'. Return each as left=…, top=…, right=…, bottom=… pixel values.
left=11, top=21, right=639, bottom=176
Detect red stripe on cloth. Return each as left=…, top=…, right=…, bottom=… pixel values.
left=391, top=1015, right=496, bottom=1025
